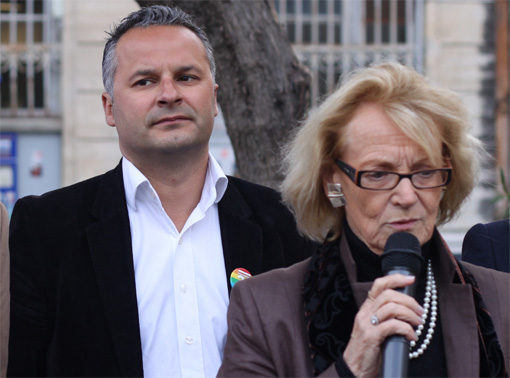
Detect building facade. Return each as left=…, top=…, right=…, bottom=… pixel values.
left=1, top=0, right=508, bottom=252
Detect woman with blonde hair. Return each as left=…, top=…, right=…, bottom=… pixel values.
left=218, top=62, right=509, bottom=377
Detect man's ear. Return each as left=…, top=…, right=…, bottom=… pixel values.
left=102, top=92, right=115, bottom=127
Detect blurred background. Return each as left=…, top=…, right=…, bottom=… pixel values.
left=1, top=0, right=509, bottom=254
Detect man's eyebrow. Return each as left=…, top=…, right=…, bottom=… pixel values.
left=127, top=66, right=204, bottom=82
left=128, top=69, right=156, bottom=82
left=177, top=65, right=205, bottom=75
left=179, top=65, right=196, bottom=72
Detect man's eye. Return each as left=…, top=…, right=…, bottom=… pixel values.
left=136, top=79, right=152, bottom=86
left=179, top=75, right=195, bottom=82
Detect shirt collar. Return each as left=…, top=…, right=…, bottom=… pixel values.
left=206, top=152, right=229, bottom=204
left=122, top=157, right=150, bottom=211
left=122, top=153, right=228, bottom=212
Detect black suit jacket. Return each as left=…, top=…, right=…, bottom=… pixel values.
left=7, top=161, right=315, bottom=377
left=461, top=219, right=510, bottom=273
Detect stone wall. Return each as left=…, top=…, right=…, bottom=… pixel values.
left=426, top=0, right=497, bottom=252
left=61, top=1, right=138, bottom=186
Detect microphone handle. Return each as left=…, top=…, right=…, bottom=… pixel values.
left=381, top=268, right=416, bottom=378
left=384, top=267, right=416, bottom=297
left=382, top=335, right=409, bottom=378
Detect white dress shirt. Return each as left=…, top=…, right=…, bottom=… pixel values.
left=122, top=154, right=229, bottom=378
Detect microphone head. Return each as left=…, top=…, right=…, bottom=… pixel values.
left=381, top=232, right=423, bottom=276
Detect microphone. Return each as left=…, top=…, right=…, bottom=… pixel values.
left=380, top=232, right=423, bottom=378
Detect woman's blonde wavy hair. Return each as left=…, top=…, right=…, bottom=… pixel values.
left=280, top=62, right=483, bottom=242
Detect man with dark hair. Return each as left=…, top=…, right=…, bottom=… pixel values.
left=7, top=6, right=314, bottom=377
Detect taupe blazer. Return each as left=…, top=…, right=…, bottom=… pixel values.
left=219, top=233, right=510, bottom=377
left=0, top=202, right=9, bottom=377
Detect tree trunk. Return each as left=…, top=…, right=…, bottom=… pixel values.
left=137, top=0, right=311, bottom=189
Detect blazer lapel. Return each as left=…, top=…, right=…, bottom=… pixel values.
left=435, top=239, right=479, bottom=377
left=87, top=162, right=144, bottom=377
left=218, top=179, right=264, bottom=294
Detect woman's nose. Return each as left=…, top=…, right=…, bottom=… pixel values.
left=391, top=177, right=419, bottom=206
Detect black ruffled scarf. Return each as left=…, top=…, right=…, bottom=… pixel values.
left=303, top=228, right=508, bottom=377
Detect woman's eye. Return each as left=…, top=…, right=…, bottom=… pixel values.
left=365, top=171, right=388, bottom=181
left=417, top=170, right=434, bottom=178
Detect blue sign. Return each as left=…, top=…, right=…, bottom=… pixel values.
left=0, top=132, right=18, bottom=216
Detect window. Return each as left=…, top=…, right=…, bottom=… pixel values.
left=274, top=0, right=424, bottom=105
left=0, top=0, right=61, bottom=117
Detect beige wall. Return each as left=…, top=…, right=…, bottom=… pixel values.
left=61, top=0, right=139, bottom=186
left=425, top=1, right=496, bottom=250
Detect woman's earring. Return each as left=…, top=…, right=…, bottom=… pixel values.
left=327, top=183, right=346, bottom=208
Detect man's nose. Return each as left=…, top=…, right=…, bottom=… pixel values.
left=157, top=79, right=182, bottom=106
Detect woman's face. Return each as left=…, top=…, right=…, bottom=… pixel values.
left=325, top=103, right=446, bottom=255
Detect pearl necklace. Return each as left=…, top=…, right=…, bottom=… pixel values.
left=409, top=259, right=437, bottom=359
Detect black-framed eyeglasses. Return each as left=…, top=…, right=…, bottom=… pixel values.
left=335, top=159, right=452, bottom=191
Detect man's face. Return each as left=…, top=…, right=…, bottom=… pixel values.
left=102, top=25, right=218, bottom=164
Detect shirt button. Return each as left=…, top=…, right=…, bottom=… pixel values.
left=178, top=237, right=183, bottom=245
left=180, top=284, right=188, bottom=293
left=150, top=191, right=157, bottom=199
left=185, top=337, right=193, bottom=345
